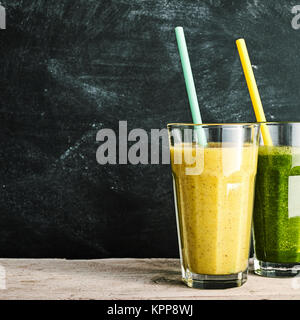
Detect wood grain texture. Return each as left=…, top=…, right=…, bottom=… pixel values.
left=0, top=258, right=299, bottom=300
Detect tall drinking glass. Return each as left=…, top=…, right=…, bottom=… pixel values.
left=253, top=122, right=300, bottom=277
left=168, top=123, right=260, bottom=289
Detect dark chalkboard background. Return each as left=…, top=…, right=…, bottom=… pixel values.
left=0, top=0, right=300, bottom=258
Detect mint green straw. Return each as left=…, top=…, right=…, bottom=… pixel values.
left=175, top=26, right=207, bottom=146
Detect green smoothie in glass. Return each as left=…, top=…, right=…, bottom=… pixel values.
left=253, top=146, right=300, bottom=263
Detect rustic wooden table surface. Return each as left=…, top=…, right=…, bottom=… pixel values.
left=0, top=258, right=299, bottom=300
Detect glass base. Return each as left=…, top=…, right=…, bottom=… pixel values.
left=182, top=269, right=247, bottom=289
left=254, top=258, right=300, bottom=277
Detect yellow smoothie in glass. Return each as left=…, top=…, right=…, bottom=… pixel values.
left=170, top=142, right=258, bottom=275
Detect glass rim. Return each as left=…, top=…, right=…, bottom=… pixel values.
left=167, top=122, right=261, bottom=128
left=261, top=121, right=300, bottom=125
